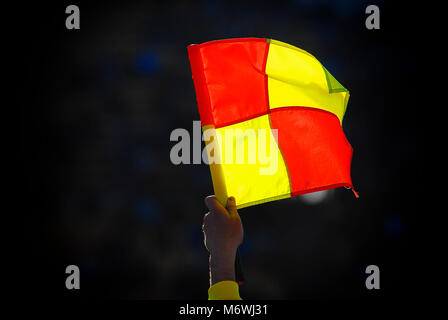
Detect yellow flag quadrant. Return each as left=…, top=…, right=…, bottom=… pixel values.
left=266, top=39, right=349, bottom=124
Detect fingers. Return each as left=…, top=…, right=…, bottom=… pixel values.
left=204, top=195, right=239, bottom=217
left=226, top=196, right=238, bottom=217
left=205, top=195, right=228, bottom=215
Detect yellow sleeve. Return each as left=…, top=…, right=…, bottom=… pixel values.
left=208, top=281, right=242, bottom=300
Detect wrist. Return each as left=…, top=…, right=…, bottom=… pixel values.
left=209, top=251, right=236, bottom=285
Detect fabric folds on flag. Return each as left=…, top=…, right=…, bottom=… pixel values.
left=188, top=38, right=356, bottom=209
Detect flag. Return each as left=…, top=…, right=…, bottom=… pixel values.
left=188, top=38, right=357, bottom=209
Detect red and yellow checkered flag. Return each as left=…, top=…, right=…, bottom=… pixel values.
left=188, top=38, right=357, bottom=208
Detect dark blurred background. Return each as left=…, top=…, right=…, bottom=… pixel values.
left=16, top=0, right=418, bottom=299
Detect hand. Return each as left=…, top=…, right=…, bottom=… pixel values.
left=203, top=195, right=243, bottom=285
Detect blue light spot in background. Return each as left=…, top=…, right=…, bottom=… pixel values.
left=132, top=148, right=153, bottom=172
left=385, top=216, right=404, bottom=237
left=204, top=0, right=221, bottom=17
left=135, top=51, right=160, bottom=75
left=320, top=56, right=341, bottom=76
left=238, top=239, right=249, bottom=254
left=186, top=227, right=204, bottom=249
left=136, top=198, right=161, bottom=222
